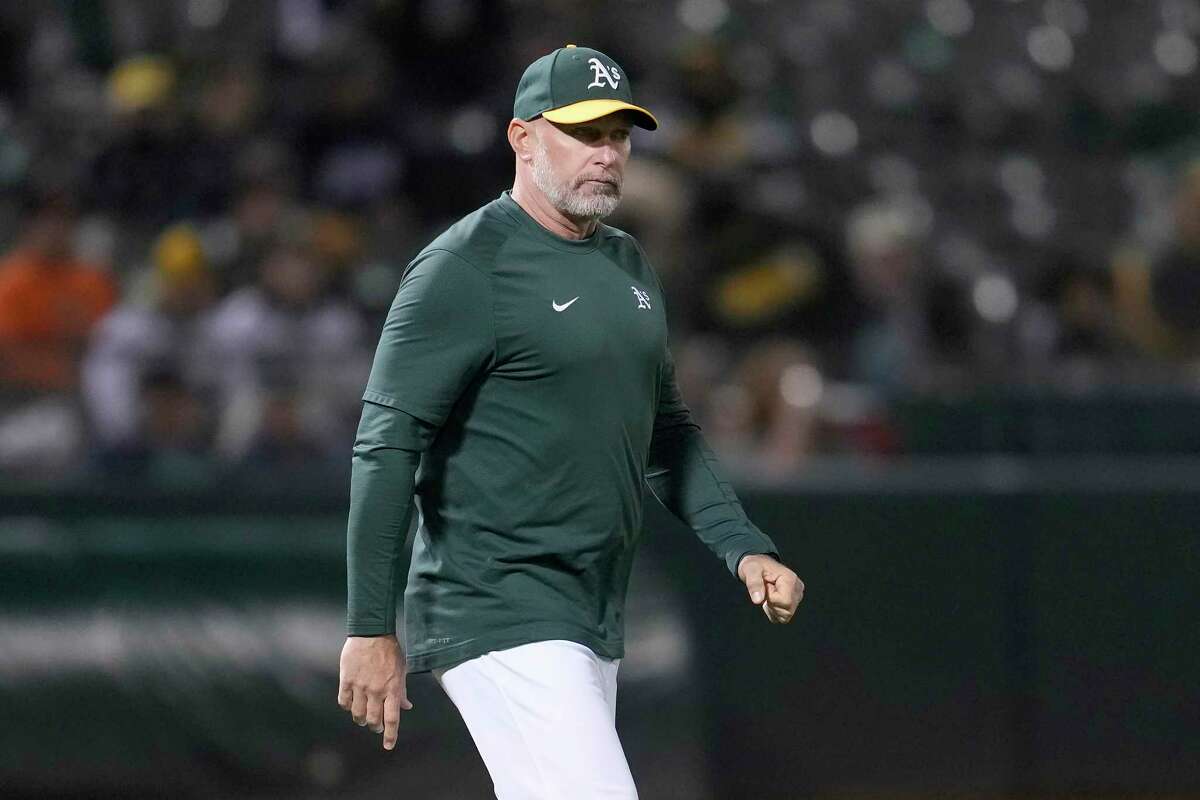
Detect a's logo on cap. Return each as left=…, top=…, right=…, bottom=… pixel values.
left=586, top=57, right=621, bottom=90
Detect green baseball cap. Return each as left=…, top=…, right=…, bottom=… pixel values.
left=513, top=44, right=659, bottom=131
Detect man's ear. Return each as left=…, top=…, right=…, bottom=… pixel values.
left=508, top=118, right=536, bottom=164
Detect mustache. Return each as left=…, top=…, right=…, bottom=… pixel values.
left=573, top=173, right=621, bottom=190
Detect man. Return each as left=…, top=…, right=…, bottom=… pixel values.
left=82, top=224, right=216, bottom=457
left=338, top=45, right=804, bottom=798
left=0, top=195, right=116, bottom=393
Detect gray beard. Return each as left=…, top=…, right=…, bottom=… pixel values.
left=531, top=140, right=622, bottom=221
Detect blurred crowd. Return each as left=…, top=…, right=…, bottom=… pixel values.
left=2, top=0, right=1200, bottom=483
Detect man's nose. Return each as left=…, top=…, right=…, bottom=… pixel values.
left=594, top=141, right=619, bottom=165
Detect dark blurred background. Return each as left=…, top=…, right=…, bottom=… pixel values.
left=1, top=1, right=1198, bottom=797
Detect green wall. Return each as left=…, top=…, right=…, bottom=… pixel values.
left=2, top=462, right=1197, bottom=797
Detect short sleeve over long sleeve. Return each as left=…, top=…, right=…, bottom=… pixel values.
left=346, top=248, right=494, bottom=636
left=362, top=249, right=496, bottom=427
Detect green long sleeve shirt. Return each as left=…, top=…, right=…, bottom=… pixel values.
left=346, top=191, right=778, bottom=672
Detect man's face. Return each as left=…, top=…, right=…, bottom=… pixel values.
left=27, top=207, right=76, bottom=261
left=530, top=112, right=634, bottom=221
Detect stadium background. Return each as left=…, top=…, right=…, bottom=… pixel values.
left=1, top=0, right=1198, bottom=797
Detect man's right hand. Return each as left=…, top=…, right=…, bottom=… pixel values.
left=337, top=634, right=413, bottom=750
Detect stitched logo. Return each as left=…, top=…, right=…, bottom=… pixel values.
left=587, top=58, right=621, bottom=90
left=552, top=297, right=580, bottom=312
left=631, top=286, right=651, bottom=310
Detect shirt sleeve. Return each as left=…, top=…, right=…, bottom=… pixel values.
left=346, top=249, right=495, bottom=635
left=346, top=401, right=435, bottom=635
left=645, top=347, right=781, bottom=577
left=361, top=249, right=496, bottom=426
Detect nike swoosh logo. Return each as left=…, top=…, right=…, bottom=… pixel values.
left=552, top=297, right=580, bottom=312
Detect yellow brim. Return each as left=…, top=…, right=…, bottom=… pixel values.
left=542, top=99, right=658, bottom=130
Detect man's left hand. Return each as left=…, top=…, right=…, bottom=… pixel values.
left=737, top=554, right=804, bottom=624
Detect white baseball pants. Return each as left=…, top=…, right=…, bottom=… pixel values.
left=434, top=639, right=638, bottom=799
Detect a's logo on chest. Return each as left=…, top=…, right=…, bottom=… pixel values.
left=631, top=285, right=652, bottom=310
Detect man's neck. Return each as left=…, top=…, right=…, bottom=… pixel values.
left=510, top=181, right=598, bottom=240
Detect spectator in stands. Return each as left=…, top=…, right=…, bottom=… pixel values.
left=1112, top=160, right=1200, bottom=361
left=0, top=194, right=117, bottom=395
left=81, top=223, right=217, bottom=456
left=95, top=366, right=216, bottom=486
left=1041, top=253, right=1118, bottom=360
left=695, top=337, right=826, bottom=479
left=202, top=230, right=369, bottom=461
left=240, top=375, right=329, bottom=469
left=1150, top=161, right=1200, bottom=355
left=739, top=338, right=826, bottom=477
left=844, top=201, right=930, bottom=394
left=90, top=55, right=236, bottom=227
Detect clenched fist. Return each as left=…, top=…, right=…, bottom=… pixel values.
left=737, top=554, right=805, bottom=624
